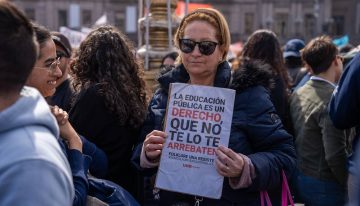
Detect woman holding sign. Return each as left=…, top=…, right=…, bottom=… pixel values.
left=132, top=8, right=296, bottom=205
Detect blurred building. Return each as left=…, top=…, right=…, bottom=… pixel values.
left=11, top=0, right=139, bottom=43
left=204, top=0, right=360, bottom=45
left=11, top=0, right=360, bottom=45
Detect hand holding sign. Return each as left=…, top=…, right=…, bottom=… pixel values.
left=155, top=83, right=235, bottom=199
left=215, top=145, right=244, bottom=178
left=144, top=130, right=167, bottom=161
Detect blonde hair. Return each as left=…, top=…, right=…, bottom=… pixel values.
left=174, top=8, right=231, bottom=62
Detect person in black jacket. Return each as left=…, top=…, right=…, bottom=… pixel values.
left=69, top=25, right=147, bottom=201
left=132, top=8, right=296, bottom=206
left=47, top=32, right=74, bottom=112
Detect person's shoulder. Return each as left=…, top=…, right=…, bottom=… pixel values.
left=230, top=59, right=274, bottom=93
left=0, top=126, right=73, bottom=202
left=0, top=126, right=66, bottom=166
left=234, top=86, right=271, bottom=109
left=74, top=84, right=105, bottom=107
left=0, top=143, right=73, bottom=205
left=81, top=84, right=102, bottom=97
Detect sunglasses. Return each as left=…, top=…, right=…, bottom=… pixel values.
left=34, top=57, right=60, bottom=72
left=179, top=39, right=218, bottom=56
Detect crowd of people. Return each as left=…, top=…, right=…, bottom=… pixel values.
left=1, top=0, right=360, bottom=205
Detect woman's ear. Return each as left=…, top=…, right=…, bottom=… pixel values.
left=219, top=45, right=226, bottom=61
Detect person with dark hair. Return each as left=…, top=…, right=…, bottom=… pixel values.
left=69, top=25, right=147, bottom=199
left=283, top=39, right=307, bottom=90
left=0, top=1, right=74, bottom=205
left=26, top=23, right=62, bottom=97
left=239, top=29, right=293, bottom=134
left=26, top=22, right=109, bottom=206
left=47, top=32, right=74, bottom=112
left=161, top=51, right=178, bottom=68
left=158, top=51, right=179, bottom=77
left=290, top=36, right=348, bottom=205
left=132, top=8, right=295, bottom=205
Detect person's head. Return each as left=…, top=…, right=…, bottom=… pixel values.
left=0, top=1, right=37, bottom=96
left=241, top=29, right=290, bottom=87
left=301, top=35, right=343, bottom=81
left=283, top=39, right=305, bottom=68
left=72, top=25, right=146, bottom=127
left=283, top=39, right=305, bottom=59
left=51, top=32, right=72, bottom=86
left=174, top=8, right=231, bottom=82
left=161, top=51, right=178, bottom=68
left=26, top=23, right=62, bottom=97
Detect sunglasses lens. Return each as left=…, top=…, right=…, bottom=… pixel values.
left=179, top=39, right=217, bottom=56
left=179, top=39, right=195, bottom=53
left=198, top=41, right=217, bottom=56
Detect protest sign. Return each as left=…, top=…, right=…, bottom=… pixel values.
left=155, top=83, right=235, bottom=199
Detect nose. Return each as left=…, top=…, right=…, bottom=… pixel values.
left=191, top=44, right=202, bottom=56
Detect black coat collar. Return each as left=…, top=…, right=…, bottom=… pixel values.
left=157, top=61, right=232, bottom=92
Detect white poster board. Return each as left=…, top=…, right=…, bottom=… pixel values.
left=59, top=26, right=88, bottom=48
left=155, top=83, right=235, bottom=199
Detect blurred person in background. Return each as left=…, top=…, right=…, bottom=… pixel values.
left=290, top=36, right=348, bottom=206
left=283, top=39, right=307, bottom=91
left=238, top=29, right=293, bottom=134
left=158, top=51, right=179, bottom=76
left=161, top=51, right=178, bottom=68
left=47, top=32, right=74, bottom=112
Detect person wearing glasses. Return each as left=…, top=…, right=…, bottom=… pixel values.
left=0, top=2, right=73, bottom=205
left=47, top=32, right=74, bottom=112
left=26, top=23, right=108, bottom=206
left=26, top=26, right=62, bottom=98
left=158, top=51, right=179, bottom=77
left=290, top=36, right=348, bottom=205
left=132, top=8, right=296, bottom=205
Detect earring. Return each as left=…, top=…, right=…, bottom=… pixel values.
left=218, top=58, right=223, bottom=65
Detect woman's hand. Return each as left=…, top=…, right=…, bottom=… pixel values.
left=50, top=105, right=82, bottom=152
left=143, top=130, right=167, bottom=161
left=215, top=145, right=244, bottom=177
left=50, top=105, right=68, bottom=126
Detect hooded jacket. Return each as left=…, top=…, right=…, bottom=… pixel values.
left=0, top=87, right=74, bottom=206
left=132, top=61, right=296, bottom=205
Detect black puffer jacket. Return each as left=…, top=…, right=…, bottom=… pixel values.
left=132, top=61, right=296, bottom=205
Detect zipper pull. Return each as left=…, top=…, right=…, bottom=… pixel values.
left=194, top=196, right=203, bottom=206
